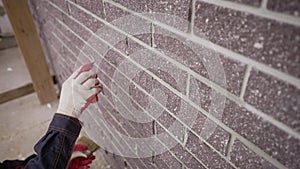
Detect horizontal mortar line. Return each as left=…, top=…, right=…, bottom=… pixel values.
left=105, top=0, right=300, bottom=89
left=77, top=45, right=220, bottom=169
left=186, top=98, right=289, bottom=169
left=65, top=0, right=300, bottom=133
left=51, top=36, right=82, bottom=66
left=93, top=68, right=209, bottom=169
left=55, top=26, right=184, bottom=152
left=50, top=24, right=76, bottom=49
left=192, top=68, right=300, bottom=141
left=49, top=45, right=73, bottom=67
left=52, top=19, right=179, bottom=138
left=49, top=44, right=66, bottom=63
left=94, top=49, right=237, bottom=168
left=68, top=0, right=300, bottom=140
left=49, top=2, right=289, bottom=168
left=93, top=71, right=209, bottom=169
left=197, top=0, right=300, bottom=26
left=53, top=5, right=289, bottom=169
left=49, top=44, right=59, bottom=55
left=86, top=108, right=137, bottom=157
left=85, top=110, right=146, bottom=169
left=93, top=30, right=288, bottom=169
left=52, top=32, right=77, bottom=57
left=97, top=87, right=186, bottom=169
left=48, top=21, right=83, bottom=58
left=94, top=54, right=234, bottom=168
left=87, top=100, right=154, bottom=169
left=56, top=12, right=236, bottom=167
left=48, top=20, right=88, bottom=63
left=88, top=5, right=300, bottom=140
left=43, top=12, right=73, bottom=42
left=93, top=81, right=187, bottom=169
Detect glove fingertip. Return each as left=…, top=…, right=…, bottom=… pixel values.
left=74, top=63, right=94, bottom=79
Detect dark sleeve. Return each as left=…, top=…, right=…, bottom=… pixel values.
left=26, top=113, right=82, bottom=169
left=0, top=113, right=82, bottom=169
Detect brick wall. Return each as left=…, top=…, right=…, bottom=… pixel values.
left=28, top=0, right=300, bottom=168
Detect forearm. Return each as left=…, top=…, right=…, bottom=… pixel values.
left=24, top=114, right=81, bottom=169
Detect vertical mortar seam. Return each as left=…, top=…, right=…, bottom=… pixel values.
left=239, top=65, right=252, bottom=100
left=103, top=0, right=300, bottom=88
left=47, top=2, right=290, bottom=168
left=186, top=74, right=191, bottom=98
left=225, top=134, right=236, bottom=158
left=64, top=5, right=300, bottom=140
left=261, top=0, right=268, bottom=9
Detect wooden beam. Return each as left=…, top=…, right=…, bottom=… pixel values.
left=0, top=83, right=34, bottom=104
left=2, top=0, right=57, bottom=104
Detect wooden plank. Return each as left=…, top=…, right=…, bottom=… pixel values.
left=2, top=0, right=57, bottom=104
left=0, top=83, right=34, bottom=104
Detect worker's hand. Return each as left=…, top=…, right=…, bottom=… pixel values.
left=68, top=144, right=96, bottom=169
left=57, top=63, right=102, bottom=118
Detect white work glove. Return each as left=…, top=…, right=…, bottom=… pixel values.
left=57, top=63, right=102, bottom=118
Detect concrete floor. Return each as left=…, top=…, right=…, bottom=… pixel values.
left=0, top=93, right=55, bottom=161
left=0, top=47, right=31, bottom=93
left=0, top=46, right=108, bottom=168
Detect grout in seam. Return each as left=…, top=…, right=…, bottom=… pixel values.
left=239, top=65, right=252, bottom=100
left=47, top=1, right=290, bottom=168
left=225, top=134, right=236, bottom=158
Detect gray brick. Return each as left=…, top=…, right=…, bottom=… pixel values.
left=155, top=26, right=246, bottom=96
left=112, top=0, right=190, bottom=20
left=194, top=1, right=300, bottom=78
left=69, top=3, right=104, bottom=33
left=52, top=17, right=85, bottom=50
left=51, top=26, right=80, bottom=57
left=104, top=2, right=130, bottom=23
left=47, top=1, right=64, bottom=20
left=133, top=52, right=188, bottom=95
left=267, top=0, right=300, bottom=16
left=156, top=151, right=182, bottom=169
left=111, top=0, right=191, bottom=31
left=62, top=12, right=92, bottom=41
left=125, top=158, right=148, bottom=169
left=50, top=0, right=68, bottom=12
left=76, top=0, right=104, bottom=18
left=230, top=139, right=277, bottom=169
left=223, top=0, right=262, bottom=7
left=186, top=132, right=235, bottom=169
left=192, top=113, right=230, bottom=155
left=222, top=99, right=300, bottom=169
left=190, top=77, right=300, bottom=169
left=244, top=69, right=300, bottom=132
left=102, top=153, right=125, bottom=169
left=172, top=144, right=206, bottom=169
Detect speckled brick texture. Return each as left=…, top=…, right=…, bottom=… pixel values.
left=154, top=26, right=246, bottom=96
left=224, top=0, right=262, bottom=7
left=244, top=69, right=300, bottom=132
left=194, top=1, right=300, bottom=78
left=111, top=0, right=191, bottom=22
left=230, top=140, right=276, bottom=169
left=28, top=0, right=300, bottom=169
left=267, top=0, right=300, bottom=16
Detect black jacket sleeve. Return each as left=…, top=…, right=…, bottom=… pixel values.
left=0, top=114, right=82, bottom=169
